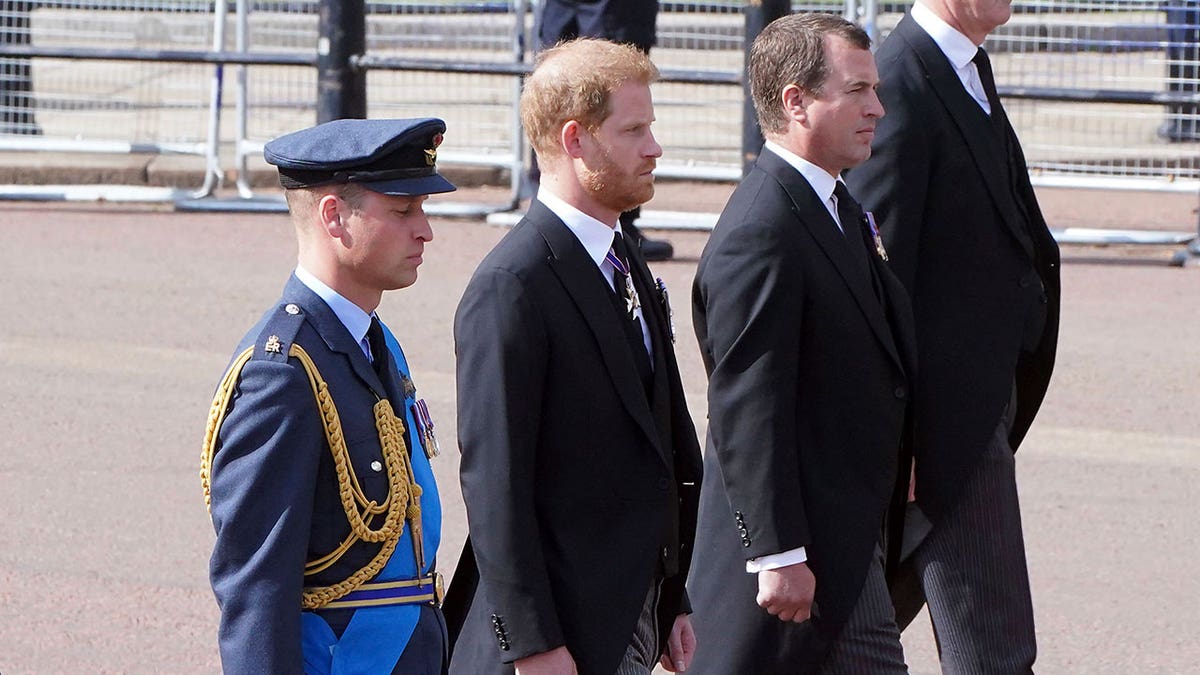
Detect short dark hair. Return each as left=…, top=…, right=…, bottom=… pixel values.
left=749, top=13, right=872, bottom=135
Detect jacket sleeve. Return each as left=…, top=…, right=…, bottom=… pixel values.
left=454, top=266, right=562, bottom=662
left=208, top=357, right=322, bottom=675
left=695, top=202, right=811, bottom=561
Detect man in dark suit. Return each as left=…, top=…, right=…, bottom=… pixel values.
left=687, top=13, right=916, bottom=674
left=201, top=118, right=456, bottom=674
left=847, top=0, right=1061, bottom=671
left=448, top=38, right=703, bottom=675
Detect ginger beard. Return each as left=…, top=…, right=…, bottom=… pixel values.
left=579, top=139, right=656, bottom=216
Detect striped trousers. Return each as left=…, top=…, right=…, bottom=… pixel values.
left=904, top=405, right=1038, bottom=674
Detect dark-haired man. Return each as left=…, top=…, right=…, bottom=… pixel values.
left=688, top=13, right=916, bottom=674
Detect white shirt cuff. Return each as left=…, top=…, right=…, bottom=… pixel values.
left=745, top=546, right=808, bottom=573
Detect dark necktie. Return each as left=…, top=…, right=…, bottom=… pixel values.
left=974, top=48, right=1036, bottom=234
left=833, top=181, right=872, bottom=274
left=972, top=47, right=1006, bottom=130
left=608, top=232, right=653, bottom=394
left=366, top=315, right=390, bottom=378
left=833, top=181, right=886, bottom=304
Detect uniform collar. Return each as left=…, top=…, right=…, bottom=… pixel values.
left=294, top=264, right=373, bottom=346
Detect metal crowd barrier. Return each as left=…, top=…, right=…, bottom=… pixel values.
left=0, top=1, right=1196, bottom=262
left=0, top=0, right=225, bottom=202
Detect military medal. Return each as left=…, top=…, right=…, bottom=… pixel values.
left=865, top=211, right=888, bottom=261
left=409, top=398, right=439, bottom=459
left=655, top=277, right=676, bottom=344
left=604, top=246, right=640, bottom=320
left=414, top=398, right=440, bottom=458
left=624, top=276, right=640, bottom=318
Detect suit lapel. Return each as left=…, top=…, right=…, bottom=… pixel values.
left=281, top=275, right=390, bottom=402
left=758, top=153, right=904, bottom=370
left=894, top=15, right=1035, bottom=259
left=873, top=257, right=919, bottom=379
left=625, top=239, right=675, bottom=465
left=525, top=203, right=664, bottom=457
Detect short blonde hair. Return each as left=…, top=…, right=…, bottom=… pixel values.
left=520, top=38, right=659, bottom=160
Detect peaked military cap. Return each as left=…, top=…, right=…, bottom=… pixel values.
left=264, top=118, right=457, bottom=196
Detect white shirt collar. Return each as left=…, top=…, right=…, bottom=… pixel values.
left=911, top=1, right=982, bottom=67
left=536, top=186, right=624, bottom=269
left=910, top=2, right=992, bottom=112
left=763, top=141, right=840, bottom=202
left=535, top=185, right=653, bottom=357
left=294, top=264, right=373, bottom=347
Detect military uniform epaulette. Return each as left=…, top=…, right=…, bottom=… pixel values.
left=252, top=302, right=307, bottom=363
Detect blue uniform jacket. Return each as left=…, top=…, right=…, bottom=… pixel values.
left=207, top=275, right=441, bottom=674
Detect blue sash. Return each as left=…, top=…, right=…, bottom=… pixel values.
left=300, top=323, right=443, bottom=674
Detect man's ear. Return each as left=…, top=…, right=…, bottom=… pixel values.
left=317, top=193, right=345, bottom=237
left=561, top=120, right=586, bottom=159
left=781, top=84, right=809, bottom=124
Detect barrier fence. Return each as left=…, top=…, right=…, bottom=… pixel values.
left=0, top=0, right=223, bottom=201
left=0, top=0, right=1196, bottom=262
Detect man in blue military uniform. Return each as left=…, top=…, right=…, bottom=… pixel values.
left=201, top=117, right=456, bottom=674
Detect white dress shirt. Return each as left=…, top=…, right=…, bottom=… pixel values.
left=911, top=0, right=993, bottom=115
left=537, top=187, right=653, bottom=360
left=295, top=264, right=377, bottom=362
left=763, top=141, right=852, bottom=234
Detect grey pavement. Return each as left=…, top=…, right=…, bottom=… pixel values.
left=0, top=180, right=1198, bottom=673
left=2, top=4, right=1199, bottom=671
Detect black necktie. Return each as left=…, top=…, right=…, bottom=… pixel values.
left=833, top=182, right=870, bottom=268
left=366, top=315, right=389, bottom=378
left=608, top=232, right=653, bottom=394
left=610, top=233, right=638, bottom=321
left=972, top=48, right=1006, bottom=130
left=833, top=181, right=884, bottom=303
left=974, top=48, right=1036, bottom=233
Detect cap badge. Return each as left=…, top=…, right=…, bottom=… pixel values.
left=424, top=133, right=443, bottom=166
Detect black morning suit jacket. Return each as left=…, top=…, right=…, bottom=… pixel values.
left=447, top=200, right=703, bottom=675
left=846, top=14, right=1061, bottom=522
left=686, top=150, right=917, bottom=674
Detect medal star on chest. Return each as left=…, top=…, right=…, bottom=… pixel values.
left=624, top=277, right=641, bottom=317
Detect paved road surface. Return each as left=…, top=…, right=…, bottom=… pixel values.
left=1, top=184, right=1197, bottom=673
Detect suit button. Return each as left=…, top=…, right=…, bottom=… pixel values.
left=1019, top=277, right=1031, bottom=288
left=742, top=538, right=752, bottom=547
left=894, top=386, right=906, bottom=400
left=658, top=477, right=669, bottom=489
left=662, top=546, right=670, bottom=559
left=1039, top=293, right=1048, bottom=304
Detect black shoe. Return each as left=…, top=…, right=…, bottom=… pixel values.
left=1158, top=119, right=1199, bottom=143
left=639, top=237, right=674, bottom=262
